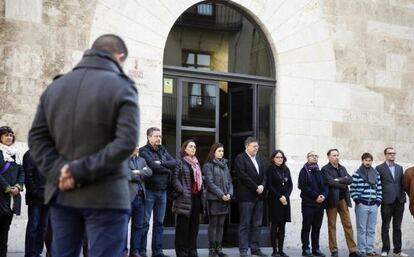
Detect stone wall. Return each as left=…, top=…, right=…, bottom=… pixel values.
left=0, top=0, right=97, bottom=142
left=0, top=0, right=413, bottom=252
left=319, top=0, right=414, bottom=162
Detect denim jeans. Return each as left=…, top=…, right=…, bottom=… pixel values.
left=25, top=204, right=50, bottom=257
left=124, top=194, right=146, bottom=256
left=355, top=203, right=378, bottom=254
left=50, top=204, right=129, bottom=257
left=238, top=200, right=263, bottom=254
left=143, top=190, right=167, bottom=256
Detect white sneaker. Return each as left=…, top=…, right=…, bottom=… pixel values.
left=381, top=252, right=388, bottom=257
left=394, top=252, right=409, bottom=257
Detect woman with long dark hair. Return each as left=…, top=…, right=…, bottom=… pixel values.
left=172, top=139, right=203, bottom=257
left=203, top=143, right=233, bottom=257
left=0, top=126, right=24, bottom=257
left=266, top=150, right=293, bottom=257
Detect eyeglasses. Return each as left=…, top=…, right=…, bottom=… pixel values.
left=308, top=154, right=319, bottom=158
left=386, top=152, right=396, bottom=155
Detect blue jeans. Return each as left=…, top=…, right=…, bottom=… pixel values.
left=50, top=204, right=129, bottom=257
left=143, top=190, right=167, bottom=256
left=239, top=200, right=263, bottom=254
left=25, top=204, right=50, bottom=257
left=125, top=194, right=146, bottom=256
left=355, top=203, right=378, bottom=254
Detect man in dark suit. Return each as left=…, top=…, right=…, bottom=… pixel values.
left=28, top=34, right=140, bottom=257
left=235, top=137, right=266, bottom=257
left=376, top=147, right=407, bottom=257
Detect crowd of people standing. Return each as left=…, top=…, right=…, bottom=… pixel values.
left=0, top=35, right=413, bottom=257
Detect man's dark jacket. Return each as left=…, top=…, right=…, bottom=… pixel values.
left=376, top=162, right=406, bottom=204
left=28, top=49, right=140, bottom=210
left=298, top=165, right=329, bottom=208
left=23, top=150, right=46, bottom=205
left=322, top=162, right=353, bottom=208
left=139, top=144, right=177, bottom=191
left=128, top=156, right=152, bottom=200
left=234, top=152, right=266, bottom=202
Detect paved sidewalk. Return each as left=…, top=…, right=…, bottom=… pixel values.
left=7, top=248, right=414, bottom=257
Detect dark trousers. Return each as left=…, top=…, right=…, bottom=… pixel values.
left=0, top=214, right=13, bottom=257
left=208, top=215, right=226, bottom=243
left=301, top=206, right=324, bottom=252
left=271, top=221, right=286, bottom=254
left=25, top=204, right=50, bottom=257
left=50, top=204, right=129, bottom=257
left=125, top=194, right=146, bottom=256
left=175, top=195, right=201, bottom=257
left=381, top=201, right=405, bottom=253
left=238, top=200, right=264, bottom=254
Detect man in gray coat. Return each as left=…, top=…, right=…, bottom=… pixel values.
left=376, top=147, right=407, bottom=257
left=28, top=34, right=139, bottom=257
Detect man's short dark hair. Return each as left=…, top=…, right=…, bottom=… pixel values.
left=244, top=137, right=258, bottom=146
left=92, top=34, right=128, bottom=61
left=361, top=152, right=373, bottom=161
left=146, top=127, right=160, bottom=137
left=327, top=148, right=339, bottom=156
left=384, top=147, right=394, bottom=154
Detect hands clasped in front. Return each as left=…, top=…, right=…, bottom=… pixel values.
left=59, top=164, right=75, bottom=191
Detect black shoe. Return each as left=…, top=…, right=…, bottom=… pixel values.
left=279, top=252, right=289, bottom=257
left=251, top=250, right=268, bottom=257
left=331, top=252, right=338, bottom=257
left=152, top=254, right=170, bottom=257
left=302, top=250, right=313, bottom=257
left=313, top=250, right=326, bottom=257
left=350, top=252, right=363, bottom=257
left=272, top=253, right=281, bottom=257
left=215, top=242, right=227, bottom=257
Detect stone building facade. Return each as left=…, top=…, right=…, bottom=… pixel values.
left=1, top=0, right=413, bottom=252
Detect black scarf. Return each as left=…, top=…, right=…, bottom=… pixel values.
left=357, top=165, right=377, bottom=185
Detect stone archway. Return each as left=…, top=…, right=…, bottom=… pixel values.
left=89, top=0, right=337, bottom=152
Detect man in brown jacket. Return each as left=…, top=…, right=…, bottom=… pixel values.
left=403, top=166, right=414, bottom=217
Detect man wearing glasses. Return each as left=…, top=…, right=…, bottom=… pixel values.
left=139, top=127, right=177, bottom=257
left=376, top=147, right=407, bottom=257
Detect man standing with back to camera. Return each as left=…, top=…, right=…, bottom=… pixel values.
left=28, top=34, right=140, bottom=257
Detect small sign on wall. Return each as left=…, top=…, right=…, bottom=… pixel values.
left=163, top=78, right=173, bottom=94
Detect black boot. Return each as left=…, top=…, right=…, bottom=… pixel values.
left=215, top=242, right=228, bottom=257
left=209, top=242, right=217, bottom=257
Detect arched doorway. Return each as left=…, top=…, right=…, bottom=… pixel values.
left=161, top=0, right=276, bottom=248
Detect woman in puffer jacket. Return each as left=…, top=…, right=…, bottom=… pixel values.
left=203, top=143, right=233, bottom=257
left=172, top=139, right=203, bottom=257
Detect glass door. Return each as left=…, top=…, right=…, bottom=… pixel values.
left=177, top=79, right=219, bottom=163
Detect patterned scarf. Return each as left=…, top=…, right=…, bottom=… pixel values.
left=183, top=155, right=203, bottom=191
left=0, top=143, right=22, bottom=165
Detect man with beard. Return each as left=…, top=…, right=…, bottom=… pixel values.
left=350, top=153, right=382, bottom=256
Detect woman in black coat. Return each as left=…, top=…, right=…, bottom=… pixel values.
left=266, top=150, right=293, bottom=257
left=203, top=143, right=233, bottom=257
left=0, top=126, right=24, bottom=257
left=172, top=139, right=203, bottom=257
